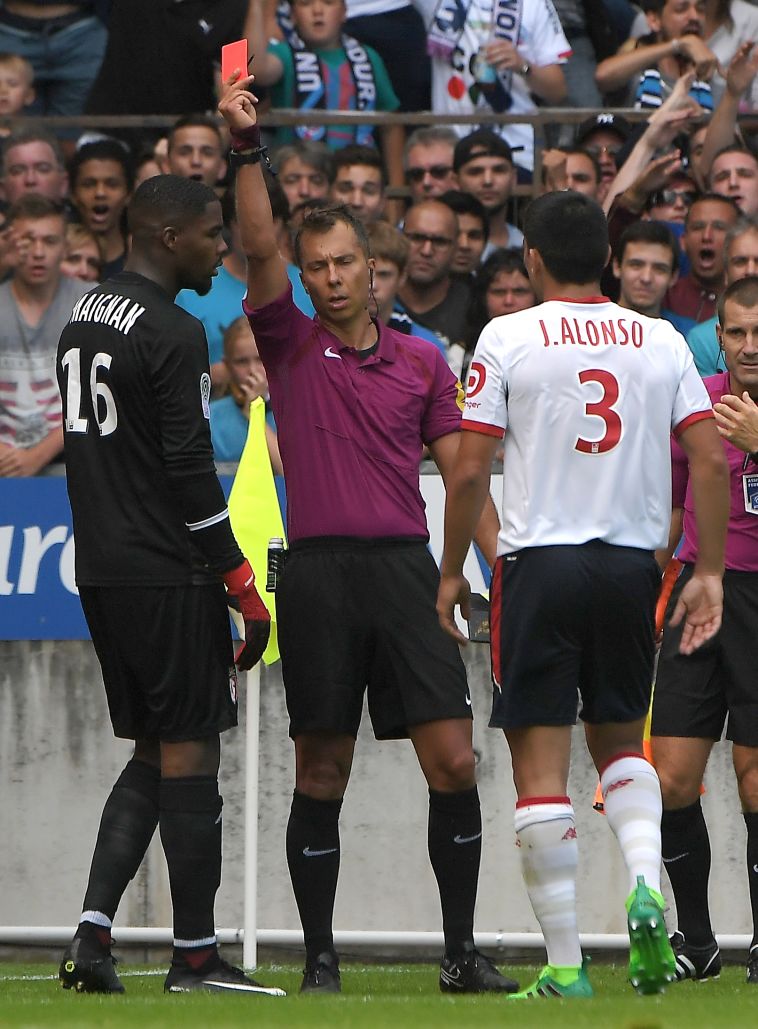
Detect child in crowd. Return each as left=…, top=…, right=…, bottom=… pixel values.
left=0, top=53, right=35, bottom=134
left=246, top=0, right=403, bottom=187
left=209, top=316, right=282, bottom=473
left=61, top=222, right=103, bottom=284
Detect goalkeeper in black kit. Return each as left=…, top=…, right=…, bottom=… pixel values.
left=56, top=175, right=281, bottom=998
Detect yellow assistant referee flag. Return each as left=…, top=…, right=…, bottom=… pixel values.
left=228, top=396, right=285, bottom=665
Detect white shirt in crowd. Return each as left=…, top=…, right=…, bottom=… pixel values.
left=412, top=0, right=571, bottom=171
left=462, top=298, right=713, bottom=555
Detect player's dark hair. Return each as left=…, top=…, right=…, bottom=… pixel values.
left=294, top=203, right=370, bottom=266
left=617, top=220, right=679, bottom=274
left=69, top=139, right=136, bottom=193
left=127, top=174, right=218, bottom=234
left=6, top=193, right=65, bottom=225
left=684, top=192, right=740, bottom=227
left=523, top=192, right=608, bottom=284
left=718, top=274, right=758, bottom=324
left=437, top=189, right=490, bottom=241
left=168, top=114, right=223, bottom=150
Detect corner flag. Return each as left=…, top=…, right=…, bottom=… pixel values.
left=228, top=397, right=285, bottom=665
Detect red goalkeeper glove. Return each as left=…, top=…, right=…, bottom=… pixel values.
left=223, top=560, right=271, bottom=671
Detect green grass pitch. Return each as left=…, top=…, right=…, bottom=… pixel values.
left=1, top=959, right=756, bottom=1029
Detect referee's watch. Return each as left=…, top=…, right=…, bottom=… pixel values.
left=520, top=61, right=530, bottom=77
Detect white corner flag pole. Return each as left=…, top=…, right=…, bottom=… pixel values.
left=242, top=663, right=261, bottom=971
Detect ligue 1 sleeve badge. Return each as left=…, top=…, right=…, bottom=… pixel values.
left=200, top=372, right=211, bottom=419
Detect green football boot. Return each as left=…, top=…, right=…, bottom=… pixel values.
left=626, top=874, right=676, bottom=995
left=508, top=958, right=593, bottom=999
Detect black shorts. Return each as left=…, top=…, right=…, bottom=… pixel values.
left=489, top=540, right=659, bottom=729
left=276, top=537, right=471, bottom=740
left=79, top=583, right=238, bottom=742
left=651, top=564, right=758, bottom=746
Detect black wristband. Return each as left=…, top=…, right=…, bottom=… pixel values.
left=229, top=145, right=272, bottom=172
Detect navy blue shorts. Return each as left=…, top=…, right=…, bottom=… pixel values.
left=489, top=540, right=659, bottom=729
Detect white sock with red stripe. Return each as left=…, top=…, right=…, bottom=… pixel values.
left=514, top=796, right=582, bottom=968
left=600, top=752, right=662, bottom=896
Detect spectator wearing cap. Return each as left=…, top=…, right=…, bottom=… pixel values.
left=453, top=130, right=522, bottom=255
left=397, top=199, right=471, bottom=375
left=575, top=112, right=632, bottom=202
left=437, top=190, right=489, bottom=277
left=403, top=127, right=459, bottom=205
left=595, top=0, right=716, bottom=111
left=415, top=0, right=569, bottom=176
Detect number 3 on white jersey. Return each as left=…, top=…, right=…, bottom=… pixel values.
left=61, top=347, right=118, bottom=436
left=575, top=368, right=622, bottom=455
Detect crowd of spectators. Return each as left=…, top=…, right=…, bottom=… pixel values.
left=2, top=0, right=758, bottom=474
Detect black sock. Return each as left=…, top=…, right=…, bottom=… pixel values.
left=80, top=759, right=160, bottom=922
left=661, top=799, right=714, bottom=946
left=428, top=786, right=481, bottom=956
left=744, top=812, right=758, bottom=949
left=286, top=790, right=342, bottom=963
left=159, top=776, right=222, bottom=955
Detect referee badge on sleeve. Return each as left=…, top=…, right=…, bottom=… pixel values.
left=743, top=472, right=758, bottom=516
left=200, top=373, right=211, bottom=419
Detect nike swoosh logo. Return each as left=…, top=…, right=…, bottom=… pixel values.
left=465, top=694, right=472, bottom=706
left=663, top=852, right=688, bottom=863
left=453, top=831, right=482, bottom=845
left=324, top=346, right=342, bottom=360
left=302, top=846, right=338, bottom=857
left=440, top=969, right=464, bottom=987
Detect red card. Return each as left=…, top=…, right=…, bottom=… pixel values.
left=222, top=39, right=249, bottom=83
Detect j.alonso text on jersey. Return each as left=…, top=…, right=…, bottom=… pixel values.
left=539, top=316, right=644, bottom=349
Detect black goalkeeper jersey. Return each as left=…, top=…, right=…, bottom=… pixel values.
left=57, top=271, right=228, bottom=587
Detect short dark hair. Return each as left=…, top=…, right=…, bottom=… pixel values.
left=294, top=203, right=369, bottom=267
left=684, top=191, right=740, bottom=227
left=718, top=274, right=758, bottom=324
left=6, top=193, right=65, bottom=225
left=523, top=192, right=608, bottom=284
left=437, top=189, right=490, bottom=241
left=127, top=174, right=218, bottom=235
left=333, top=144, right=384, bottom=181
left=168, top=114, right=224, bottom=151
left=1, top=126, right=65, bottom=175
left=69, top=139, right=135, bottom=193
left=617, top=220, right=679, bottom=274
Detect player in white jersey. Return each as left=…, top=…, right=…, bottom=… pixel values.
left=437, top=191, right=730, bottom=1000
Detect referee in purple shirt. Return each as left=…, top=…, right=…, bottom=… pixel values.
left=218, top=72, right=517, bottom=996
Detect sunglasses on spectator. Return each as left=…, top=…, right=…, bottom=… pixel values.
left=584, top=144, right=622, bottom=160
left=404, top=231, right=454, bottom=249
left=405, top=165, right=453, bottom=183
left=649, top=189, right=699, bottom=207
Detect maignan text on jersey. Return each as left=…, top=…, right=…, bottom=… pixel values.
left=68, top=292, right=146, bottom=335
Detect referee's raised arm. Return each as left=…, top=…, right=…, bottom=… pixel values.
left=218, top=71, right=289, bottom=309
